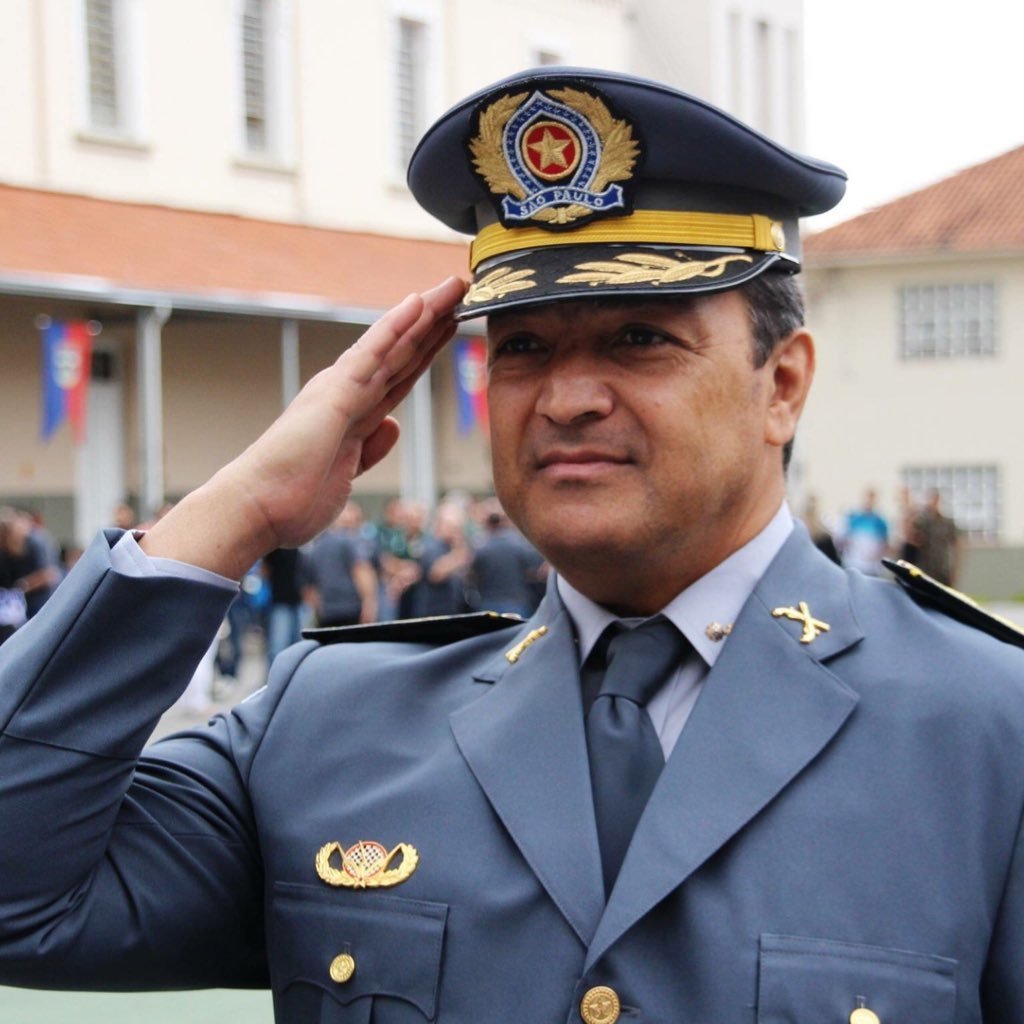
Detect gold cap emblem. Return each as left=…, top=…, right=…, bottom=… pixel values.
left=469, top=87, right=640, bottom=229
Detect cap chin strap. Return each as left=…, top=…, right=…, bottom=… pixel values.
left=470, top=210, right=786, bottom=271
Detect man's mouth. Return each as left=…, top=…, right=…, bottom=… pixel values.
left=535, top=448, right=632, bottom=480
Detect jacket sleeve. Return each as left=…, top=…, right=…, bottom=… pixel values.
left=981, top=796, right=1024, bottom=1021
left=0, top=530, right=292, bottom=990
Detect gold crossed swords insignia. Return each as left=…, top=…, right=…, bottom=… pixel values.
left=772, top=601, right=830, bottom=644
left=315, top=840, right=419, bottom=889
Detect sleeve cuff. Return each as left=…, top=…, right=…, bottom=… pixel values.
left=111, top=531, right=239, bottom=592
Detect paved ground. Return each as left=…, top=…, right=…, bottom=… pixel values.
left=0, top=987, right=275, bottom=1023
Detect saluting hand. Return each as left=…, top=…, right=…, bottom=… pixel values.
left=141, top=276, right=466, bottom=580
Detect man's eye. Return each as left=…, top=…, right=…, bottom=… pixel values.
left=617, top=327, right=672, bottom=348
left=493, top=335, right=542, bottom=357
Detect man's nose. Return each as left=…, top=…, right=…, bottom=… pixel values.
left=534, top=358, right=614, bottom=425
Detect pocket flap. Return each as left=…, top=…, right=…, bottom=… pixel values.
left=758, top=933, right=957, bottom=1023
left=271, top=882, right=448, bottom=1019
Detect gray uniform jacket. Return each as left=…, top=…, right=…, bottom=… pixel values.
left=1, top=526, right=1023, bottom=1023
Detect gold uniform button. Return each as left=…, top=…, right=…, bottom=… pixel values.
left=329, top=953, right=355, bottom=984
left=850, top=1008, right=880, bottom=1024
left=580, top=985, right=620, bottom=1024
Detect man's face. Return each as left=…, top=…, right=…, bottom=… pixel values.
left=485, top=289, right=809, bottom=613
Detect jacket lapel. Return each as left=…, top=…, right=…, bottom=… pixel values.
left=449, top=586, right=606, bottom=947
left=587, top=529, right=864, bottom=966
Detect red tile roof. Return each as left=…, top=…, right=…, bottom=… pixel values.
left=0, top=185, right=470, bottom=314
left=804, top=144, right=1024, bottom=262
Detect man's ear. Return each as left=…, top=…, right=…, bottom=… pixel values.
left=764, top=329, right=815, bottom=449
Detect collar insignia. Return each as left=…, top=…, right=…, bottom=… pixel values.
left=772, top=601, right=831, bottom=644
left=470, top=87, right=640, bottom=228
left=505, top=625, right=549, bottom=663
left=315, top=840, right=419, bottom=889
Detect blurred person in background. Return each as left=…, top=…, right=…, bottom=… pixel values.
left=838, top=487, right=890, bottom=576
left=264, top=546, right=308, bottom=664
left=301, top=503, right=377, bottom=627
left=911, top=488, right=962, bottom=586
left=111, top=501, right=136, bottom=531
left=401, top=500, right=472, bottom=618
left=383, top=499, right=430, bottom=618
left=0, top=508, right=60, bottom=641
left=20, top=508, right=60, bottom=617
left=467, top=497, right=546, bottom=617
left=800, top=494, right=841, bottom=565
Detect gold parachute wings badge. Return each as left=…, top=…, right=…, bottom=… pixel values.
left=315, top=840, right=419, bottom=889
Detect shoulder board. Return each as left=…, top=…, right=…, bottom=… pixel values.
left=883, top=558, right=1024, bottom=649
left=303, top=611, right=525, bottom=646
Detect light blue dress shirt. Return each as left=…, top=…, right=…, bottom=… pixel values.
left=557, top=502, right=794, bottom=758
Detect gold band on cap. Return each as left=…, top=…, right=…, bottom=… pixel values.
left=470, top=210, right=785, bottom=270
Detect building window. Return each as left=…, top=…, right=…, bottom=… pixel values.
left=395, top=17, right=429, bottom=172
left=899, top=283, right=997, bottom=359
left=901, top=465, right=1001, bottom=540
left=85, top=0, right=119, bottom=130
left=238, top=0, right=291, bottom=159
left=81, top=0, right=142, bottom=137
left=242, top=0, right=269, bottom=151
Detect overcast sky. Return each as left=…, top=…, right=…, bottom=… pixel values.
left=801, top=2, right=1023, bottom=229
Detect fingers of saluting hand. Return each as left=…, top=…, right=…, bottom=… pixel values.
left=335, top=276, right=466, bottom=429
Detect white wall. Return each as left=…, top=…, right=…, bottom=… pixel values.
left=799, top=254, right=1024, bottom=543
left=1, top=0, right=804, bottom=236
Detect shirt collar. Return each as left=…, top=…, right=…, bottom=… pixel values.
left=557, top=502, right=794, bottom=667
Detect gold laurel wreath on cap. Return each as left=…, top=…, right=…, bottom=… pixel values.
left=464, top=266, right=537, bottom=305
left=557, top=252, right=753, bottom=287
left=469, top=87, right=640, bottom=226
left=470, top=91, right=530, bottom=201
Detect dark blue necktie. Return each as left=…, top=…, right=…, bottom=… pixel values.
left=585, top=617, right=688, bottom=893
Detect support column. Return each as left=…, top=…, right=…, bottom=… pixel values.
left=281, top=318, right=300, bottom=407
left=136, top=305, right=171, bottom=519
left=400, top=370, right=437, bottom=507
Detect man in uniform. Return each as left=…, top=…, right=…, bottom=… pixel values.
left=1, top=68, right=1023, bottom=1024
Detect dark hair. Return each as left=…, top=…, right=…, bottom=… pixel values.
left=738, top=270, right=805, bottom=368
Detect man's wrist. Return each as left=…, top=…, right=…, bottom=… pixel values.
left=138, top=472, right=277, bottom=582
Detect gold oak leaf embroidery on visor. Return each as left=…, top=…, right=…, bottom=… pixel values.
left=315, top=840, right=420, bottom=889
left=464, top=266, right=538, bottom=305
left=557, top=251, right=753, bottom=287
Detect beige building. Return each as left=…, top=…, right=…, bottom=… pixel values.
left=0, top=0, right=806, bottom=546
left=801, top=145, right=1024, bottom=595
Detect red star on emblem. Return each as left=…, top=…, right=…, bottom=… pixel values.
left=521, top=121, right=581, bottom=181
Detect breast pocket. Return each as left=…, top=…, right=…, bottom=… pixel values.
left=270, top=881, right=448, bottom=1024
left=757, top=933, right=957, bottom=1024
